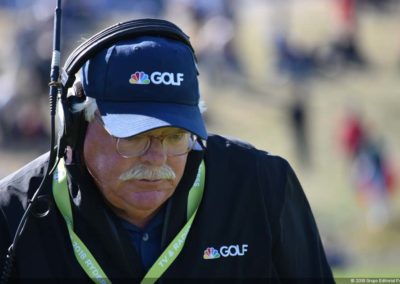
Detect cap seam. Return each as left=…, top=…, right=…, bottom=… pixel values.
left=103, top=45, right=117, bottom=99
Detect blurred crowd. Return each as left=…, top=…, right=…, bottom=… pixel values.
left=0, top=0, right=242, bottom=147
left=272, top=0, right=399, bottom=169
left=0, top=0, right=398, bottom=146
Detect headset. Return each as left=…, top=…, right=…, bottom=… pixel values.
left=58, top=18, right=197, bottom=157
left=0, top=15, right=197, bottom=284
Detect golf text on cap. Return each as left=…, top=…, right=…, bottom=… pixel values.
left=129, top=71, right=184, bottom=86
left=203, top=244, right=249, bottom=260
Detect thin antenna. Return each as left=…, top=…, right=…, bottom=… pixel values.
left=0, top=1, right=62, bottom=283
left=49, top=0, right=62, bottom=116
left=47, top=0, right=62, bottom=170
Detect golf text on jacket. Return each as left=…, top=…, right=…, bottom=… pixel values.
left=203, top=244, right=249, bottom=259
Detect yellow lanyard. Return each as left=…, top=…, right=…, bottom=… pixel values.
left=53, top=158, right=205, bottom=284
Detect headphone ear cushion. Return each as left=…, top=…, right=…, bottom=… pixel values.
left=61, top=81, right=87, bottom=152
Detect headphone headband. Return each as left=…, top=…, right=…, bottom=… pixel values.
left=61, top=18, right=194, bottom=89
left=58, top=18, right=198, bottom=155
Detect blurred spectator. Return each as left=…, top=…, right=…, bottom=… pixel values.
left=272, top=29, right=314, bottom=167
left=351, top=135, right=397, bottom=230
left=358, top=0, right=396, bottom=13
left=329, top=0, right=368, bottom=68
left=338, top=107, right=365, bottom=158
left=273, top=31, right=317, bottom=82
left=178, top=0, right=243, bottom=85
left=287, top=94, right=310, bottom=167
left=338, top=110, right=397, bottom=230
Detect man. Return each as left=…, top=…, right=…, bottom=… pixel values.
left=0, top=19, right=333, bottom=282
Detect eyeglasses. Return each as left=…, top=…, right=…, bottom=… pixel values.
left=116, top=131, right=197, bottom=158
left=94, top=113, right=197, bottom=158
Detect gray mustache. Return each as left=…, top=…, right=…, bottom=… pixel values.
left=119, top=164, right=176, bottom=181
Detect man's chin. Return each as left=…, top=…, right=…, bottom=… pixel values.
left=123, top=187, right=173, bottom=210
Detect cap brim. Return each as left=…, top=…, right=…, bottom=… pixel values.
left=97, top=101, right=207, bottom=140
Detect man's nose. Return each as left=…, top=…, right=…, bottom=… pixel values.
left=139, top=137, right=167, bottom=165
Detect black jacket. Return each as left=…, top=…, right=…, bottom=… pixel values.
left=0, top=134, right=334, bottom=283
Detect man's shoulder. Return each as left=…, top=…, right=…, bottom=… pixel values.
left=0, top=152, right=50, bottom=194
left=207, top=133, right=257, bottom=150
left=206, top=133, right=289, bottom=166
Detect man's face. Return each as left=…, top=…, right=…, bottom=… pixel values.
left=83, top=118, right=188, bottom=227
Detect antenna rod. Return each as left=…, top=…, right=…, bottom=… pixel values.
left=49, top=0, right=62, bottom=116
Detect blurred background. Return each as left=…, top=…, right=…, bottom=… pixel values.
left=0, top=0, right=399, bottom=279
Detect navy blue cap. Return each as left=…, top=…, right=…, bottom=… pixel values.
left=81, top=36, right=207, bottom=139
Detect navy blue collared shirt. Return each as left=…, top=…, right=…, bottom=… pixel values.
left=119, top=208, right=165, bottom=271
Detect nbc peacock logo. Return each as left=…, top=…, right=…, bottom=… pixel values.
left=203, top=247, right=221, bottom=260
left=129, top=71, right=150, bottom=85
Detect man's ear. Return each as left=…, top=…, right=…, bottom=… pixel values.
left=65, top=146, right=73, bottom=165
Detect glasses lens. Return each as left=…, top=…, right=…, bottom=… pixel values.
left=116, top=135, right=149, bottom=157
left=164, top=132, right=195, bottom=156
left=116, top=131, right=197, bottom=158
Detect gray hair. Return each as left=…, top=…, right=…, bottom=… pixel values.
left=71, top=96, right=98, bottom=122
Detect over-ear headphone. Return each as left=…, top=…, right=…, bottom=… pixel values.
left=0, top=20, right=198, bottom=283
left=58, top=18, right=197, bottom=157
